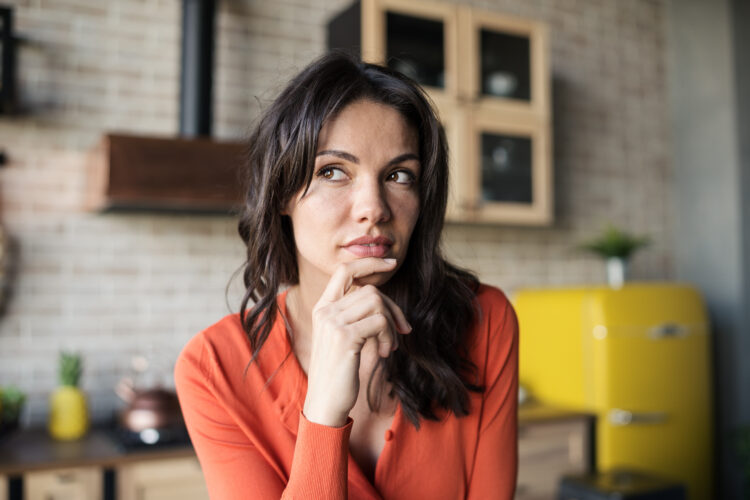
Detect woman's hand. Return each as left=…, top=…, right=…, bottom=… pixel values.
left=302, top=258, right=411, bottom=428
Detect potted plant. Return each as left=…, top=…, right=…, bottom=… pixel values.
left=579, top=224, right=650, bottom=288
left=0, top=385, right=26, bottom=438
left=48, top=351, right=89, bottom=440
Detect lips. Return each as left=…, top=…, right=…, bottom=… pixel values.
left=343, top=235, right=394, bottom=258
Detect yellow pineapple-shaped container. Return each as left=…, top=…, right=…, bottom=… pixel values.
left=48, top=352, right=89, bottom=440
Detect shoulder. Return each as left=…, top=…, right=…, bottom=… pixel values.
left=468, top=283, right=519, bottom=378
left=174, top=297, right=302, bottom=438
left=474, top=283, right=518, bottom=333
left=174, top=307, right=291, bottom=391
left=174, top=313, right=250, bottom=388
left=475, top=283, right=511, bottom=310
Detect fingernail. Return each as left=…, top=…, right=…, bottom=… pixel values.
left=384, top=258, right=397, bottom=265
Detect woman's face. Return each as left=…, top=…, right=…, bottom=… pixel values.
left=286, top=99, right=421, bottom=288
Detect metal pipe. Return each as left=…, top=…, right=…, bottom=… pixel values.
left=1, top=6, right=17, bottom=115
left=179, top=0, right=215, bottom=137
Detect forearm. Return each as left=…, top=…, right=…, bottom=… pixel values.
left=283, top=413, right=353, bottom=499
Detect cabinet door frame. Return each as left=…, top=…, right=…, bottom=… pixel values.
left=117, top=456, right=208, bottom=500
left=458, top=7, right=550, bottom=118
left=516, top=417, right=593, bottom=499
left=24, top=466, right=102, bottom=500
left=433, top=101, right=466, bottom=221
left=466, top=108, right=552, bottom=225
left=361, top=0, right=459, bottom=102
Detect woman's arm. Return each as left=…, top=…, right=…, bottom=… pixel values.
left=176, top=257, right=407, bottom=499
left=466, top=298, right=519, bottom=500
left=175, top=338, right=352, bottom=500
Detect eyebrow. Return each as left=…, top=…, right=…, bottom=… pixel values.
left=316, top=150, right=420, bottom=167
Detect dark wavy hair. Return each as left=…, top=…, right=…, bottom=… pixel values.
left=237, top=51, right=481, bottom=427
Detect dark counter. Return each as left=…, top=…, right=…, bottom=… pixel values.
left=0, top=405, right=588, bottom=476
left=0, top=427, right=194, bottom=476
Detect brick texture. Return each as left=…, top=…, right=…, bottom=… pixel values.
left=0, top=0, right=672, bottom=425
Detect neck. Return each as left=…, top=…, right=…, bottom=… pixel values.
left=286, top=272, right=329, bottom=343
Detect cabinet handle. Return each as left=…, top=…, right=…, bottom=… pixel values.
left=609, top=408, right=668, bottom=426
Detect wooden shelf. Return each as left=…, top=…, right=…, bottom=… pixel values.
left=86, top=134, right=246, bottom=214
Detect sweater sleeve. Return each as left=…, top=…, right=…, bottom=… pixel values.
left=174, top=334, right=352, bottom=500
left=466, top=297, right=519, bottom=500
left=286, top=414, right=352, bottom=498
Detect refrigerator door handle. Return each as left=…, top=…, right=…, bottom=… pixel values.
left=609, top=408, right=669, bottom=426
left=648, top=323, right=688, bottom=339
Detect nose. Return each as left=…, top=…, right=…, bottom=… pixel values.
left=352, top=177, right=391, bottom=223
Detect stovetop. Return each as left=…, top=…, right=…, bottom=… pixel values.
left=105, top=418, right=191, bottom=452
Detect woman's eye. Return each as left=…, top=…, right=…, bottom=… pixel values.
left=387, top=170, right=416, bottom=185
left=317, top=166, right=346, bottom=181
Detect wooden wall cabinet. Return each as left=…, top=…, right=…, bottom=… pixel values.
left=117, top=457, right=208, bottom=500
left=24, top=466, right=102, bottom=500
left=328, top=0, right=552, bottom=225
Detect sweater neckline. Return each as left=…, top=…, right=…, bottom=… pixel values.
left=273, top=289, right=307, bottom=430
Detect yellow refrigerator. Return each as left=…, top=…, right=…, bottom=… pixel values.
left=513, top=283, right=713, bottom=500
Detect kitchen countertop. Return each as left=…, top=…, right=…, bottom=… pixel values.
left=0, top=404, right=593, bottom=476
left=517, top=401, right=595, bottom=423
left=0, top=427, right=195, bottom=476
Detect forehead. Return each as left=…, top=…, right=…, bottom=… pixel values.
left=317, top=99, right=418, bottom=155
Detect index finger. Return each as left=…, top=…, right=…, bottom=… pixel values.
left=319, top=258, right=398, bottom=303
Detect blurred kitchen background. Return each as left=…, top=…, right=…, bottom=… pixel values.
left=0, top=0, right=748, bottom=499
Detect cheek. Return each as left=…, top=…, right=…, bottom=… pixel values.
left=391, top=192, right=421, bottom=233
left=305, top=190, right=349, bottom=226
left=290, top=190, right=349, bottom=243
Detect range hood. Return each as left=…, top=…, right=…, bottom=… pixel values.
left=87, top=0, right=246, bottom=213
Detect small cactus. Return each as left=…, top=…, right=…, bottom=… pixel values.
left=59, top=352, right=82, bottom=388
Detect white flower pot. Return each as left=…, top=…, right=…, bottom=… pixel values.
left=606, top=257, right=627, bottom=289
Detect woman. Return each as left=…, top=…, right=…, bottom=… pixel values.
left=175, top=52, right=519, bottom=499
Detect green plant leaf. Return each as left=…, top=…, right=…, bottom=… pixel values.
left=578, top=224, right=651, bottom=259
left=1, top=385, right=26, bottom=423
left=59, top=351, right=83, bottom=387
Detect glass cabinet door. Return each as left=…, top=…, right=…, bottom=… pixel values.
left=459, top=8, right=549, bottom=115
left=480, top=30, right=531, bottom=101
left=386, top=12, right=445, bottom=89
left=480, top=132, right=533, bottom=203
left=361, top=0, right=458, bottom=99
left=468, top=109, right=552, bottom=225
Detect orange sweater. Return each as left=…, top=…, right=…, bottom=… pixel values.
left=175, top=284, right=518, bottom=499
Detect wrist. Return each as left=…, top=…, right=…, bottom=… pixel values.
left=303, top=401, right=349, bottom=428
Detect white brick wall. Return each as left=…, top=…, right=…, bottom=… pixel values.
left=0, top=0, right=672, bottom=426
